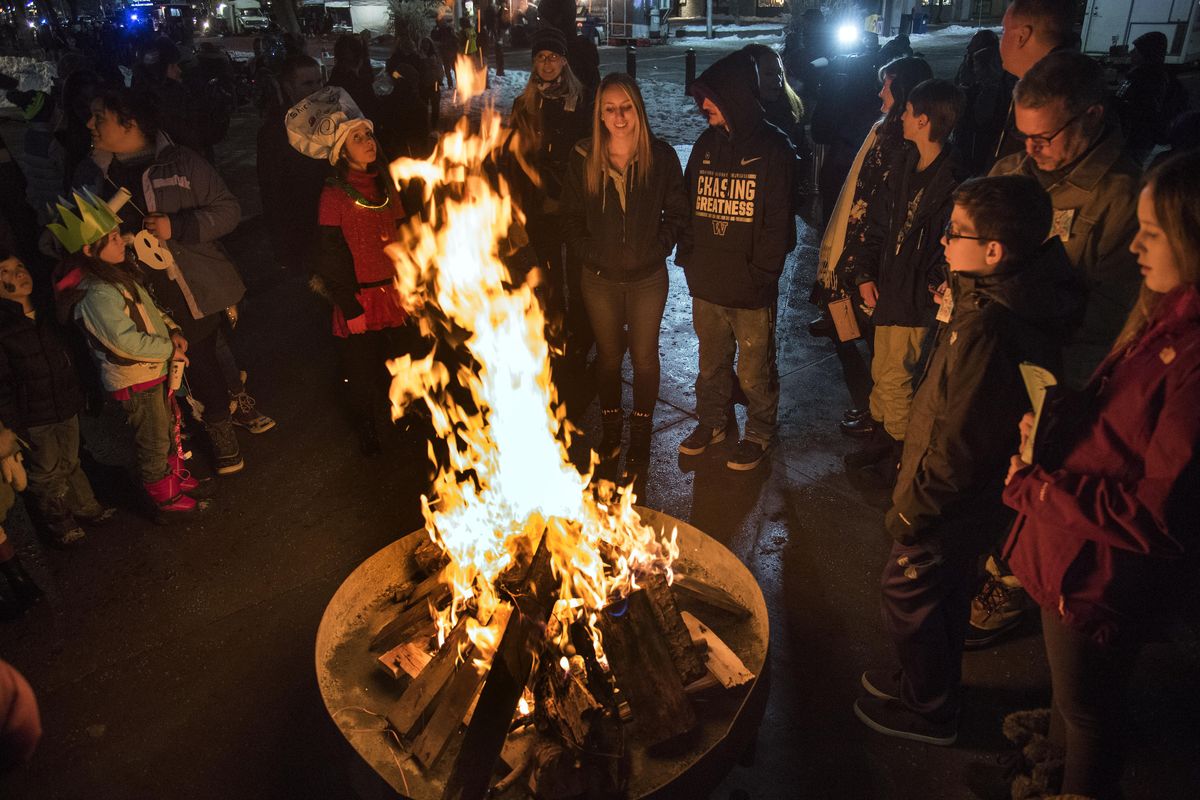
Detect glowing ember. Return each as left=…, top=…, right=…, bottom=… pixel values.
left=385, top=58, right=678, bottom=673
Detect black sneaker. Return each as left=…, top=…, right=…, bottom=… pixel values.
left=860, top=669, right=902, bottom=702
left=678, top=423, right=727, bottom=456
left=726, top=439, right=768, bottom=471
left=206, top=420, right=244, bottom=475
left=853, top=695, right=957, bottom=746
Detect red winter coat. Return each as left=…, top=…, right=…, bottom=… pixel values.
left=1003, top=285, right=1200, bottom=645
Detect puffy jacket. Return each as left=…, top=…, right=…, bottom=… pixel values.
left=1003, top=285, right=1200, bottom=645
left=886, top=239, right=1084, bottom=549
left=989, top=124, right=1142, bottom=388
left=676, top=52, right=796, bottom=310
left=72, top=275, right=175, bottom=393
left=76, top=132, right=245, bottom=323
left=0, top=297, right=83, bottom=433
left=559, top=137, right=688, bottom=283
left=839, top=145, right=968, bottom=327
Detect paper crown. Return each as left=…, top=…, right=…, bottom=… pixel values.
left=46, top=189, right=123, bottom=253
left=285, top=86, right=373, bottom=165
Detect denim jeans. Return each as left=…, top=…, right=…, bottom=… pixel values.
left=24, top=416, right=103, bottom=517
left=692, top=297, right=779, bottom=444
left=120, top=383, right=173, bottom=483
left=580, top=267, right=668, bottom=414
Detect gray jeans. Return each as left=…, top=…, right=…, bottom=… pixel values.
left=120, top=383, right=173, bottom=483
left=25, top=416, right=103, bottom=517
left=692, top=297, right=779, bottom=444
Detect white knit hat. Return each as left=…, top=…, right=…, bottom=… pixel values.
left=285, top=86, right=375, bottom=165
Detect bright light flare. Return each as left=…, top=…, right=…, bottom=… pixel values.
left=837, top=23, right=860, bottom=47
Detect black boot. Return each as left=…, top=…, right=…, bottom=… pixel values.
left=624, top=411, right=653, bottom=482
left=39, top=494, right=86, bottom=548
left=844, top=426, right=895, bottom=470
left=597, top=409, right=623, bottom=462
left=0, top=556, right=42, bottom=606
left=856, top=439, right=904, bottom=490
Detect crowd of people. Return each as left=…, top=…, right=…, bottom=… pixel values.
left=2, top=0, right=1199, bottom=796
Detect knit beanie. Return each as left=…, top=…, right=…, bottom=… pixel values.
left=1133, top=31, right=1168, bottom=65
left=530, top=26, right=568, bottom=60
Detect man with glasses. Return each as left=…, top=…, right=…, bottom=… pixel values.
left=855, top=175, right=1083, bottom=746
left=973, top=51, right=1141, bottom=651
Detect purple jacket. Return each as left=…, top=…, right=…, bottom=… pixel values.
left=1003, top=285, right=1200, bottom=645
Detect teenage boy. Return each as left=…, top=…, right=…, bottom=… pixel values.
left=676, top=51, right=796, bottom=471
left=838, top=79, right=967, bottom=487
left=854, top=175, right=1083, bottom=745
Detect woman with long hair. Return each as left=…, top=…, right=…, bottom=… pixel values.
left=997, top=150, right=1200, bottom=799
left=560, top=74, right=687, bottom=483
left=505, top=26, right=594, bottom=394
left=813, top=57, right=933, bottom=446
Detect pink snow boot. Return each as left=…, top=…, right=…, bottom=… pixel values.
left=168, top=453, right=214, bottom=499
left=144, top=474, right=204, bottom=523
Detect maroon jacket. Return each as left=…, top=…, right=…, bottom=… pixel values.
left=1003, top=285, right=1200, bottom=645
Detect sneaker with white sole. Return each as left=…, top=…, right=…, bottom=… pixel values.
left=860, top=669, right=902, bottom=702
left=726, top=438, right=768, bottom=470
left=230, top=390, right=276, bottom=434
left=678, top=423, right=727, bottom=456
left=853, top=695, right=957, bottom=746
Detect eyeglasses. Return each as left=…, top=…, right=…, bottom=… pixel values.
left=1012, top=111, right=1083, bottom=149
left=533, top=52, right=563, bottom=64
left=943, top=222, right=990, bottom=242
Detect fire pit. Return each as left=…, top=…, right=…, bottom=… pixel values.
left=315, top=506, right=769, bottom=799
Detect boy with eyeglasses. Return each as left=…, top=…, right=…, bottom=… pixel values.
left=837, top=78, right=967, bottom=489
left=855, top=175, right=1083, bottom=746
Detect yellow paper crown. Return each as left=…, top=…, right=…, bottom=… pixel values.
left=46, top=189, right=123, bottom=254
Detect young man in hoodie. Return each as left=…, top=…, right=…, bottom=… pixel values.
left=675, top=51, right=796, bottom=471
left=855, top=175, right=1083, bottom=745
left=838, top=78, right=966, bottom=489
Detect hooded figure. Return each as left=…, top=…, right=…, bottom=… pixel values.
left=675, top=51, right=797, bottom=471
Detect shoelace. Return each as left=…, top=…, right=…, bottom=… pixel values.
left=234, top=391, right=258, bottom=418
left=977, top=577, right=1012, bottom=618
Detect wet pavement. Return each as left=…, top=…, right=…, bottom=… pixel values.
left=1, top=43, right=1199, bottom=800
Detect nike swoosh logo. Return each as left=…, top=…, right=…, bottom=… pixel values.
left=740, top=157, right=762, bottom=166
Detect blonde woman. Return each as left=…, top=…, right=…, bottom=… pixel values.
left=560, top=73, right=688, bottom=482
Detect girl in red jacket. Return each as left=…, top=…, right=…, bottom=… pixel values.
left=1001, top=150, right=1200, bottom=799
left=289, top=88, right=414, bottom=456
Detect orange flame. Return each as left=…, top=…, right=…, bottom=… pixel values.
left=386, top=90, right=678, bottom=665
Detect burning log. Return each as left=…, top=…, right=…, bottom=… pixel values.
left=386, top=618, right=473, bottom=736
left=681, top=611, right=755, bottom=690
left=671, top=573, right=752, bottom=619
left=410, top=642, right=488, bottom=769
left=641, top=572, right=708, bottom=685
left=370, top=566, right=452, bottom=652
left=597, top=590, right=698, bottom=749
left=442, top=529, right=559, bottom=800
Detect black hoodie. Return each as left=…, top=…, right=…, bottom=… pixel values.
left=676, top=52, right=796, bottom=310
left=886, top=238, right=1085, bottom=549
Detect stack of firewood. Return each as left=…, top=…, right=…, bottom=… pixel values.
left=368, top=519, right=755, bottom=800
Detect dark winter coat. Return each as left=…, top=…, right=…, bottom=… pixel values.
left=886, top=239, right=1084, bottom=550
left=257, top=111, right=332, bottom=274
left=677, top=52, right=797, bottom=310
left=839, top=145, right=968, bottom=327
left=76, top=132, right=245, bottom=325
left=1003, top=285, right=1200, bottom=645
left=560, top=138, right=688, bottom=283
left=990, top=124, right=1142, bottom=386
left=0, top=297, right=83, bottom=433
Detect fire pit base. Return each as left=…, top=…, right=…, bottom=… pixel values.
left=315, top=506, right=770, bottom=799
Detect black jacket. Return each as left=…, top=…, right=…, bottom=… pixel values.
left=560, top=138, right=688, bottom=283
left=885, top=239, right=1085, bottom=549
left=839, top=145, right=967, bottom=327
left=677, top=52, right=797, bottom=310
left=256, top=111, right=332, bottom=274
left=0, top=296, right=83, bottom=433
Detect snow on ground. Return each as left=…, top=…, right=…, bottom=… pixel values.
left=674, top=22, right=785, bottom=34
left=438, top=68, right=708, bottom=147
left=677, top=33, right=784, bottom=49
left=0, top=56, right=56, bottom=109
